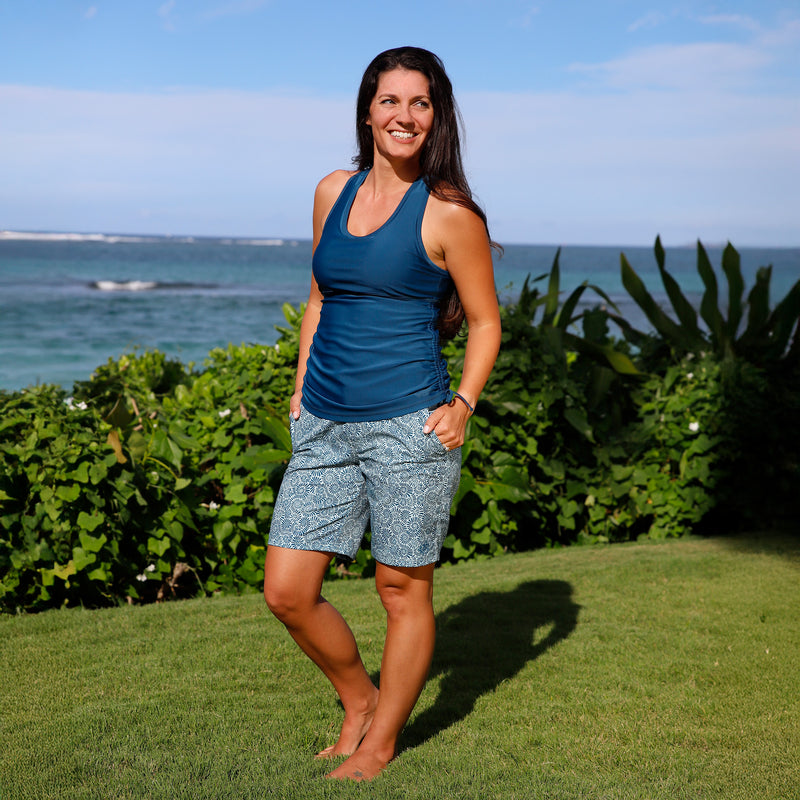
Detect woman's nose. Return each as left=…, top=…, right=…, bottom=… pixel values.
left=394, top=104, right=414, bottom=126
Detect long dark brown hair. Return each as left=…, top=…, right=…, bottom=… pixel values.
left=354, top=46, right=499, bottom=338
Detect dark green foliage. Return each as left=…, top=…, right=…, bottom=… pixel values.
left=618, top=238, right=800, bottom=529
left=0, top=309, right=302, bottom=612
left=1, top=242, right=797, bottom=612
left=442, top=257, right=723, bottom=563
left=0, top=383, right=182, bottom=611
left=620, top=236, right=800, bottom=363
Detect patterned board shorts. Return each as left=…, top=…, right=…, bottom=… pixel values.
left=268, top=404, right=462, bottom=568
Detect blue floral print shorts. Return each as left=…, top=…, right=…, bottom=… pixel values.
left=268, top=404, right=462, bottom=567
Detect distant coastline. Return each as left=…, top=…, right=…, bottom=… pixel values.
left=4, top=229, right=798, bottom=251
left=0, top=230, right=293, bottom=247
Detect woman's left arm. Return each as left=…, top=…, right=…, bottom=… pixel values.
left=422, top=200, right=502, bottom=449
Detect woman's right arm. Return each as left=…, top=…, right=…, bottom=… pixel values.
left=289, top=170, right=352, bottom=419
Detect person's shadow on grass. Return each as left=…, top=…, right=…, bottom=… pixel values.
left=399, top=579, right=580, bottom=751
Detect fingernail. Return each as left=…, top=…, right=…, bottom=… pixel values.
left=423, top=425, right=430, bottom=434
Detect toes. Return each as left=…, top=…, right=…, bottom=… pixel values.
left=325, top=750, right=394, bottom=782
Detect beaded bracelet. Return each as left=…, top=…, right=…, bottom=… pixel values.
left=451, top=391, right=475, bottom=414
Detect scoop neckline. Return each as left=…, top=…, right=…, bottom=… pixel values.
left=342, top=171, right=421, bottom=240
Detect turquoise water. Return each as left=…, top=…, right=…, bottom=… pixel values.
left=1, top=233, right=797, bottom=391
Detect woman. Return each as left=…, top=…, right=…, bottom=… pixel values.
left=264, top=46, right=501, bottom=782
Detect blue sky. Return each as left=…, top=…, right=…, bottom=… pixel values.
left=1, top=1, right=798, bottom=245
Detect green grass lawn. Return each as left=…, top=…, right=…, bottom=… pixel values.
left=1, top=534, right=798, bottom=800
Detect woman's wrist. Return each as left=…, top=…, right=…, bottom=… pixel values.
left=451, top=391, right=475, bottom=415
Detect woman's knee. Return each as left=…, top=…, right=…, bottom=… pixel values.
left=375, top=564, right=434, bottom=617
left=263, top=576, right=295, bottom=619
left=265, top=578, right=325, bottom=627
left=263, top=547, right=330, bottom=621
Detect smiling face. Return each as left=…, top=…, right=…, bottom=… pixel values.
left=366, top=68, right=433, bottom=167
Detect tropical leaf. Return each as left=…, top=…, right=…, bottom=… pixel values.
left=737, top=266, right=772, bottom=356
left=767, top=278, right=800, bottom=358
left=721, top=242, right=745, bottom=341
left=556, top=282, right=590, bottom=329
left=602, top=312, right=651, bottom=348
left=542, top=248, right=562, bottom=326
left=516, top=274, right=548, bottom=321
left=620, top=253, right=699, bottom=351
left=556, top=283, right=620, bottom=330
left=654, top=235, right=701, bottom=337
left=258, top=412, right=292, bottom=451
left=697, top=241, right=725, bottom=348
left=563, top=332, right=640, bottom=375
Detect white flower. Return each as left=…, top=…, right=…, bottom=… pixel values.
left=145, top=564, right=156, bottom=572
left=686, top=372, right=694, bottom=380
left=136, top=573, right=147, bottom=582
left=208, top=501, right=219, bottom=511
left=64, top=397, right=88, bottom=411
left=218, top=408, right=231, bottom=418
left=689, top=421, right=700, bottom=433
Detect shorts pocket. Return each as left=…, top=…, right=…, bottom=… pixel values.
left=414, top=408, right=449, bottom=456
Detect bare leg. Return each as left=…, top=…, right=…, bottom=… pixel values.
left=327, top=561, right=436, bottom=781
left=264, top=546, right=379, bottom=757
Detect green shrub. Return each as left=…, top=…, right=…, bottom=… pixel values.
left=0, top=384, right=183, bottom=610
left=1, top=246, right=797, bottom=613
left=442, top=282, right=723, bottom=563
left=616, top=237, right=800, bottom=528
left=618, top=236, right=800, bottom=363
left=0, top=308, right=303, bottom=612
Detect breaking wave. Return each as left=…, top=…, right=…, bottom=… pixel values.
left=89, top=280, right=217, bottom=291
left=1, top=230, right=294, bottom=246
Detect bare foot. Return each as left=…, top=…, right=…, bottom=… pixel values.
left=325, top=747, right=396, bottom=782
left=314, top=686, right=379, bottom=760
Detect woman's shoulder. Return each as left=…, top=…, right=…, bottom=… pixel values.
left=424, top=182, right=486, bottom=230
left=421, top=181, right=491, bottom=263
left=315, top=169, right=359, bottom=203
left=312, top=170, right=360, bottom=241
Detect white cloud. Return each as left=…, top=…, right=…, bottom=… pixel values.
left=697, top=14, right=761, bottom=33
left=0, top=69, right=798, bottom=245
left=756, top=17, right=800, bottom=48
left=627, top=11, right=668, bottom=33
left=0, top=85, right=352, bottom=236
left=458, top=78, right=800, bottom=244
left=568, top=42, right=771, bottom=91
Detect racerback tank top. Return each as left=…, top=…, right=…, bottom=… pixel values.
left=301, top=170, right=454, bottom=421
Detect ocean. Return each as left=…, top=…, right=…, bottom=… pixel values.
left=1, top=232, right=798, bottom=392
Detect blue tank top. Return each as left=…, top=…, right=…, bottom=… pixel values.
left=301, top=170, right=454, bottom=422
